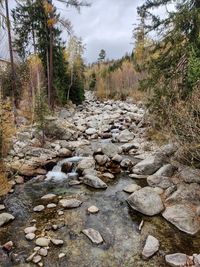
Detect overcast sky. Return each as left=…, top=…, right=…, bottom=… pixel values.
left=64, top=0, right=144, bottom=63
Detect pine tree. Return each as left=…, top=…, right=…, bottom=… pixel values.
left=98, top=49, right=106, bottom=62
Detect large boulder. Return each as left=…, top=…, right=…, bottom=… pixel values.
left=132, top=153, right=166, bottom=175
left=77, top=158, right=95, bottom=173
left=127, top=187, right=164, bottom=216
left=101, top=143, right=120, bottom=158
left=155, top=164, right=176, bottom=177
left=147, top=175, right=173, bottom=189
left=82, top=175, right=107, bottom=189
left=162, top=204, right=200, bottom=235
left=178, top=166, right=200, bottom=184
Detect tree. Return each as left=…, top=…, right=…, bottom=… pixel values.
left=98, top=49, right=106, bottom=62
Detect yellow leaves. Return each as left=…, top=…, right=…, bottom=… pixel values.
left=47, top=18, right=57, bottom=27
left=43, top=1, right=54, bottom=14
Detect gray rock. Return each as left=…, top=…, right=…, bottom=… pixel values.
left=32, top=255, right=42, bottom=264
left=0, top=205, right=5, bottom=211
left=101, top=143, right=119, bottom=158
left=82, top=228, right=103, bottom=244
left=33, top=205, right=45, bottom=212
left=165, top=253, right=187, bottom=267
left=193, top=254, right=200, bottom=267
left=85, top=128, right=97, bottom=135
left=0, top=213, right=15, bottom=227
left=163, top=204, right=200, bottom=235
left=77, top=158, right=95, bottom=172
left=147, top=175, right=173, bottom=189
left=155, top=164, right=176, bottom=177
left=24, top=226, right=37, bottom=234
left=117, top=129, right=134, bottom=143
left=47, top=203, right=56, bottom=208
left=38, top=248, right=48, bottom=257
left=83, top=175, right=107, bottom=189
left=132, top=153, right=166, bottom=175
left=51, top=239, right=64, bottom=245
left=59, top=199, right=82, bottom=209
left=127, top=187, right=164, bottom=216
left=178, top=166, right=200, bottom=184
left=123, top=184, right=141, bottom=194
left=95, top=154, right=109, bottom=166
left=142, top=235, right=159, bottom=259
left=35, top=237, right=50, bottom=247
left=120, top=158, right=132, bottom=169
left=112, top=154, right=123, bottom=163
left=25, top=233, right=36, bottom=240
left=88, top=206, right=99, bottom=214
left=102, top=172, right=115, bottom=179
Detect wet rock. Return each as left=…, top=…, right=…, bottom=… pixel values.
left=112, top=154, right=123, bottom=163
left=59, top=199, right=82, bottom=209
left=38, top=248, right=48, bottom=257
left=101, top=172, right=114, bottom=179
left=155, top=164, right=176, bottom=177
left=162, top=204, right=200, bottom=235
left=51, top=239, right=64, bottom=245
left=25, top=233, right=36, bottom=240
left=24, top=226, right=37, bottom=234
left=95, top=154, right=109, bottom=166
left=32, top=255, right=42, bottom=264
left=82, top=228, right=103, bottom=245
left=165, top=253, right=187, bottom=267
left=0, top=213, right=15, bottom=226
left=47, top=203, right=57, bottom=208
left=147, top=175, right=173, bottom=189
left=35, top=237, right=50, bottom=247
left=83, top=175, right=107, bottom=189
left=127, top=187, right=164, bottom=216
left=101, top=143, right=119, bottom=158
left=117, top=129, right=134, bottom=143
left=132, top=153, right=166, bottom=175
left=33, top=205, right=45, bottom=212
left=77, top=157, right=95, bottom=172
left=85, top=128, right=97, bottom=135
left=88, top=206, right=99, bottom=214
left=142, top=235, right=159, bottom=259
left=123, top=184, right=141, bottom=194
left=41, top=193, right=56, bottom=201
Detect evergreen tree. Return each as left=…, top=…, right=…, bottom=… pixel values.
left=98, top=49, right=106, bottom=62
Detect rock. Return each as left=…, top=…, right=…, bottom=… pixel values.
left=160, top=143, right=177, bottom=156
left=153, top=187, right=164, bottom=195
left=162, top=204, right=200, bottom=235
left=0, top=213, right=15, bottom=226
left=117, top=129, right=134, bottom=143
left=178, top=166, right=200, bottom=184
left=155, top=164, right=176, bottom=177
left=193, top=254, right=200, bottom=267
left=0, top=205, right=5, bottom=211
left=77, top=158, right=95, bottom=172
left=83, top=175, right=107, bottom=189
left=59, top=199, right=82, bottom=209
left=33, top=205, right=45, bottom=212
left=165, top=253, right=187, bottom=267
left=132, top=153, right=166, bottom=175
left=32, top=255, right=42, bottom=264
left=127, top=187, right=164, bottom=216
left=82, top=228, right=103, bottom=245
left=129, top=174, right=147, bottom=179
left=95, top=154, right=109, bottom=166
left=26, top=252, right=37, bottom=262
left=85, top=128, right=97, bottom=135
left=24, top=226, right=37, bottom=234
left=120, top=158, right=132, bottom=169
left=35, top=237, right=50, bottom=247
left=101, top=172, right=114, bottom=179
left=164, top=186, right=177, bottom=199
left=88, top=206, right=99, bottom=214
left=142, top=235, right=159, bottom=259
left=47, top=203, right=57, bottom=208
left=58, top=253, right=66, bottom=259
left=123, top=184, right=141, bottom=194
left=101, top=143, right=119, bottom=158
left=3, top=241, right=14, bottom=251
left=38, top=248, right=48, bottom=257
left=59, top=148, right=72, bottom=157
left=147, top=175, right=173, bottom=189
left=15, top=176, right=24, bottom=184
left=112, top=154, right=123, bottom=163
left=57, top=210, right=64, bottom=216
left=121, top=142, right=139, bottom=153
left=41, top=193, right=56, bottom=201
left=25, top=233, right=36, bottom=240
left=51, top=239, right=64, bottom=245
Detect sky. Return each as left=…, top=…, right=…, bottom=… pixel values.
left=63, top=0, right=144, bottom=63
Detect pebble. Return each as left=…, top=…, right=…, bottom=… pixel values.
left=26, top=252, right=37, bottom=262
left=47, top=203, right=57, bottom=208
left=52, top=224, right=58, bottom=230
left=82, top=228, right=103, bottom=245
left=3, top=241, right=14, bottom=251
left=24, top=226, right=37, bottom=234
left=88, top=206, right=99, bottom=214
left=57, top=210, right=64, bottom=216
left=34, top=246, right=40, bottom=251
left=32, top=255, right=42, bottom=263
left=38, top=248, right=48, bottom=257
left=35, top=237, right=50, bottom=247
left=33, top=205, right=45, bottom=212
left=41, top=193, right=56, bottom=200
left=51, top=239, right=64, bottom=245
left=123, top=184, right=141, bottom=194
left=0, top=204, right=5, bottom=211
left=25, top=233, right=36, bottom=240
left=59, top=253, right=66, bottom=259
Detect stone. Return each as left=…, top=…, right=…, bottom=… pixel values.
left=155, top=164, right=176, bottom=177
left=24, top=226, right=37, bottom=234
left=153, top=187, right=164, bottom=195
left=85, top=128, right=97, bottom=135
left=95, top=154, right=109, bottom=166
left=77, top=158, right=95, bottom=172
left=47, top=203, right=57, bottom=208
left=120, top=158, right=132, bottom=169
left=165, top=253, right=187, bottom=267
left=41, top=193, right=56, bottom=201
left=3, top=241, right=13, bottom=251
left=33, top=205, right=45, bottom=212
left=162, top=204, right=200, bottom=235
left=193, top=254, right=200, bottom=267
left=117, top=129, right=134, bottom=143
left=15, top=176, right=24, bottom=184
left=26, top=252, right=37, bottom=262
left=82, top=228, right=103, bottom=245
left=59, top=199, right=82, bottom=209
left=0, top=213, right=15, bottom=226
left=142, top=235, right=159, bottom=259
left=112, top=154, right=123, bottom=163
left=147, top=175, right=173, bottom=189
left=59, top=148, right=72, bottom=157
left=129, top=174, right=147, bottom=179
left=102, top=172, right=115, bottom=179
left=101, top=143, right=119, bottom=158
left=58, top=253, right=66, bottom=259
left=32, top=255, right=42, bottom=264
left=25, top=233, right=36, bottom=241
left=51, top=239, right=64, bottom=246
left=132, top=153, right=166, bottom=175
left=178, top=166, right=200, bottom=184
left=127, top=187, right=164, bottom=216
left=38, top=248, right=48, bottom=257
left=83, top=175, right=107, bottom=189
left=88, top=206, right=99, bottom=214
left=123, top=184, right=141, bottom=194
left=35, top=237, right=50, bottom=247
left=58, top=211, right=64, bottom=216
left=0, top=205, right=5, bottom=211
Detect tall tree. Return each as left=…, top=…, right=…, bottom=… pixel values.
left=98, top=49, right=106, bottom=62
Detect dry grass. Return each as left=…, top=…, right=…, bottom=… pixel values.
left=0, top=162, right=11, bottom=196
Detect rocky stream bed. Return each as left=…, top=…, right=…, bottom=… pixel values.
left=1, top=92, right=200, bottom=267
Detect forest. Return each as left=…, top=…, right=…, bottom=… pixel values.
left=0, top=0, right=200, bottom=266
